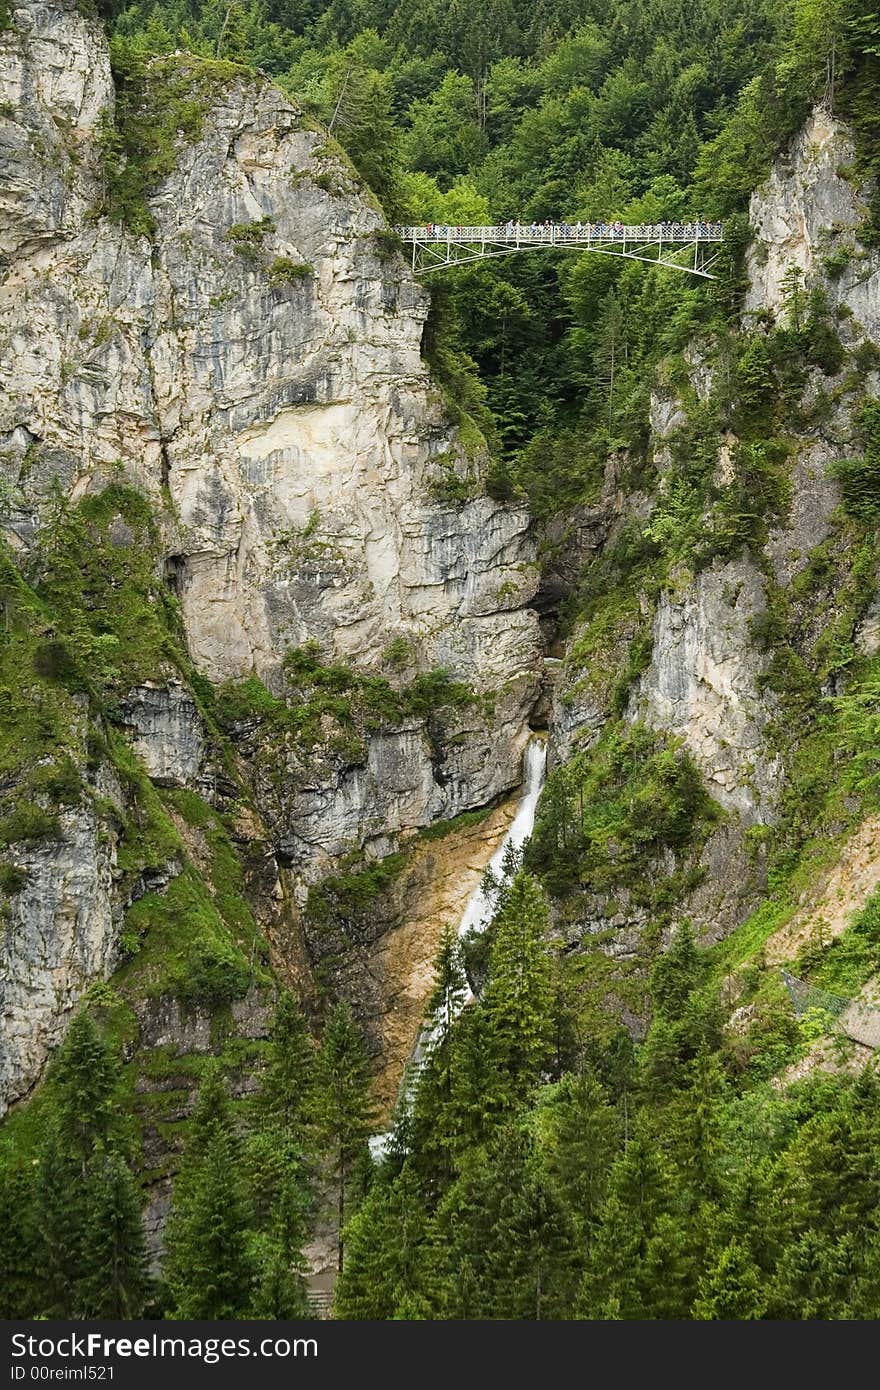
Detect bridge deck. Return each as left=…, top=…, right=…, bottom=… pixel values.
left=395, top=222, right=724, bottom=278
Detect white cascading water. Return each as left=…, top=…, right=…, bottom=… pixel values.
left=456, top=736, right=547, bottom=944
left=370, top=735, right=547, bottom=1159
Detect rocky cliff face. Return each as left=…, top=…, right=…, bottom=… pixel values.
left=633, top=558, right=778, bottom=823
left=0, top=0, right=542, bottom=1111
left=0, top=799, right=118, bottom=1110
left=744, top=106, right=880, bottom=338
left=546, top=103, right=880, bottom=957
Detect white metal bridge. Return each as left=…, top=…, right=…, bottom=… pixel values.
left=396, top=221, right=724, bottom=279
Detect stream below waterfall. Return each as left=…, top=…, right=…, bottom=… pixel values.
left=370, top=735, right=548, bottom=1159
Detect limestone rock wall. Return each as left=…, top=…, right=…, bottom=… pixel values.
left=0, top=0, right=542, bottom=1109
left=0, top=802, right=118, bottom=1116
left=744, top=106, right=880, bottom=341
left=121, top=684, right=204, bottom=789
left=632, top=558, right=779, bottom=823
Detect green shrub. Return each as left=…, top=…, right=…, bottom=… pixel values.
left=735, top=334, right=777, bottom=430
left=0, top=803, right=60, bottom=846
left=226, top=217, right=275, bottom=263
left=99, top=43, right=250, bottom=238
left=267, top=256, right=312, bottom=286
left=0, top=863, right=27, bottom=895
left=853, top=341, right=880, bottom=376
left=829, top=398, right=880, bottom=522
left=527, top=722, right=719, bottom=902
left=215, top=676, right=285, bottom=727
left=803, top=288, right=846, bottom=374
left=178, top=941, right=252, bottom=1008
left=307, top=851, right=408, bottom=932
left=33, top=640, right=80, bottom=686
left=811, top=889, right=880, bottom=997
left=382, top=636, right=415, bottom=671
left=33, top=756, right=82, bottom=806
left=374, top=229, right=403, bottom=262
left=28, top=481, right=187, bottom=697
left=821, top=246, right=853, bottom=280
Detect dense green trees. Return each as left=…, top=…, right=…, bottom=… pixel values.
left=162, top=1063, right=256, bottom=1317
left=98, top=0, right=791, bottom=504
left=8, top=917, right=880, bottom=1322
left=80, top=1155, right=152, bottom=1318
left=94, top=0, right=880, bottom=518
left=0, top=988, right=367, bottom=1319
left=0, top=1008, right=150, bottom=1319
left=95, top=0, right=880, bottom=525
left=334, top=894, right=880, bottom=1319
left=314, top=1001, right=374, bottom=1270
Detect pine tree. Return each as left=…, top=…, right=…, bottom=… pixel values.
left=692, top=1238, right=767, bottom=1319
left=250, top=1233, right=309, bottom=1319
left=408, top=926, right=469, bottom=1187
left=245, top=1126, right=311, bottom=1316
left=162, top=1064, right=255, bottom=1318
left=446, top=999, right=501, bottom=1154
left=314, top=1002, right=374, bottom=1271
left=431, top=1126, right=576, bottom=1318
left=482, top=872, right=553, bottom=1104
left=781, top=0, right=850, bottom=109
left=578, top=1126, right=675, bottom=1318
left=334, top=1163, right=430, bottom=1318
left=482, top=1136, right=576, bottom=1319
left=245, top=1126, right=310, bottom=1233
left=591, top=290, right=627, bottom=433
left=542, top=1068, right=618, bottom=1234
left=780, top=263, right=807, bottom=333
left=578, top=1188, right=644, bottom=1319
left=649, top=919, right=704, bottom=1019
left=640, top=922, right=720, bottom=1097
left=325, top=59, right=403, bottom=214
left=259, top=992, right=316, bottom=1139
left=770, top=1230, right=857, bottom=1318
left=52, top=1009, right=120, bottom=1173
left=678, top=1043, right=727, bottom=1201
left=250, top=1171, right=310, bottom=1320
left=80, top=1153, right=150, bottom=1318
left=0, top=1151, right=38, bottom=1317
left=183, top=1059, right=235, bottom=1160
left=427, top=925, right=468, bottom=1062
left=33, top=1125, right=88, bottom=1316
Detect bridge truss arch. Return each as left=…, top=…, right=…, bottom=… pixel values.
left=395, top=223, right=724, bottom=279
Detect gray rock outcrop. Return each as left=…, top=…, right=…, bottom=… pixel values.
left=633, top=558, right=779, bottom=822
left=120, top=683, right=204, bottom=789
left=0, top=804, right=117, bottom=1116
left=745, top=105, right=880, bottom=341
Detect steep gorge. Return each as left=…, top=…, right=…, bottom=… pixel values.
left=4, top=0, right=880, bottom=1315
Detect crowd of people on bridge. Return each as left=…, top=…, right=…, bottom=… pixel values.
left=410, top=219, right=723, bottom=240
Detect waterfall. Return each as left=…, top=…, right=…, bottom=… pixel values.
left=370, top=735, right=548, bottom=1159
left=456, top=736, right=547, bottom=943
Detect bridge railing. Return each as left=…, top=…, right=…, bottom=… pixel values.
left=396, top=222, right=724, bottom=243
